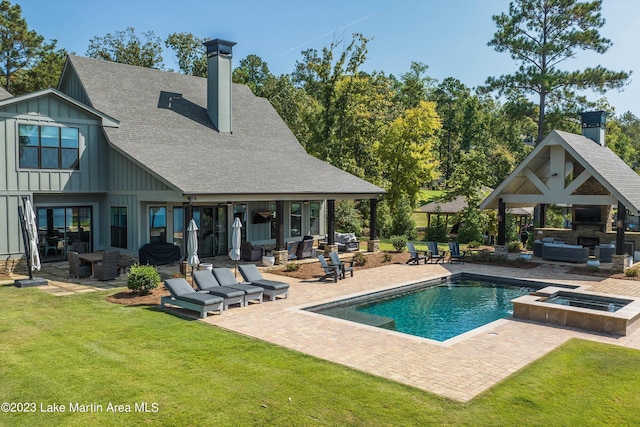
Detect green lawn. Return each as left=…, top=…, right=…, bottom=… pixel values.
left=2, top=283, right=640, bottom=425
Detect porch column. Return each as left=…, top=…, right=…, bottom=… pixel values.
left=274, top=200, right=287, bottom=265
left=539, top=204, right=547, bottom=228
left=616, top=201, right=627, bottom=256
left=368, top=198, right=379, bottom=252
left=325, top=199, right=338, bottom=254
left=497, top=198, right=506, bottom=246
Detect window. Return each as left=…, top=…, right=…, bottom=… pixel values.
left=309, top=202, right=321, bottom=235
left=290, top=203, right=302, bottom=237
left=110, top=207, right=127, bottom=249
left=19, top=124, right=79, bottom=169
left=150, top=207, right=167, bottom=243
left=173, top=207, right=184, bottom=248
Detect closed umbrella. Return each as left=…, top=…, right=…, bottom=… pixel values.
left=24, top=198, right=41, bottom=274
left=229, top=217, right=242, bottom=277
left=187, top=219, right=199, bottom=284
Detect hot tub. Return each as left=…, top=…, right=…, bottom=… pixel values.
left=512, top=287, right=640, bottom=336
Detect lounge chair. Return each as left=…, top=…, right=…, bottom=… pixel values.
left=94, top=250, right=120, bottom=280
left=426, top=241, right=446, bottom=264
left=192, top=270, right=245, bottom=309
left=316, top=255, right=340, bottom=283
left=211, top=267, right=263, bottom=305
left=406, top=242, right=427, bottom=265
left=237, top=264, right=290, bottom=301
left=448, top=241, right=466, bottom=264
left=161, top=278, right=224, bottom=318
left=329, top=251, right=354, bottom=279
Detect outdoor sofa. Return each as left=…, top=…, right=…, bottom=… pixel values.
left=541, top=243, right=589, bottom=263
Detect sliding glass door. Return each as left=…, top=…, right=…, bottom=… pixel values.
left=37, top=206, right=92, bottom=261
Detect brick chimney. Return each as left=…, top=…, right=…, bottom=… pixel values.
left=579, top=111, right=607, bottom=147
left=203, top=39, right=236, bottom=133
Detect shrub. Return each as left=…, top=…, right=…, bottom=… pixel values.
left=382, top=252, right=393, bottom=262
left=425, top=222, right=447, bottom=242
left=352, top=252, right=366, bottom=266
left=285, top=262, right=299, bottom=272
left=390, top=235, right=408, bottom=252
left=467, top=240, right=482, bottom=248
left=127, top=263, right=161, bottom=295
left=625, top=268, right=639, bottom=277
left=508, top=242, right=523, bottom=252
left=588, top=265, right=600, bottom=273
left=390, top=196, right=417, bottom=240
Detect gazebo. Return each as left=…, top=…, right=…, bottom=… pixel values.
left=480, top=111, right=640, bottom=271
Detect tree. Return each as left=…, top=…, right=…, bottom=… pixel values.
left=11, top=40, right=67, bottom=95
left=0, top=0, right=44, bottom=92
left=486, top=0, right=630, bottom=144
left=376, top=100, right=441, bottom=211
left=232, top=54, right=272, bottom=94
left=165, top=32, right=206, bottom=76
left=87, top=27, right=164, bottom=69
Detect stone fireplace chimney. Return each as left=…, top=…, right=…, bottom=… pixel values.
left=204, top=39, right=236, bottom=133
left=579, top=110, right=607, bottom=147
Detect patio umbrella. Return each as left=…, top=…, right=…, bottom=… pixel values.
left=23, top=198, right=41, bottom=274
left=229, top=217, right=242, bottom=277
left=187, top=219, right=200, bottom=284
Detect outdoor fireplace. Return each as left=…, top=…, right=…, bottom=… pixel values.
left=578, top=236, right=600, bottom=255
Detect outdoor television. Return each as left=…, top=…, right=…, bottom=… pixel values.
left=252, top=211, right=272, bottom=224
left=573, top=206, right=602, bottom=223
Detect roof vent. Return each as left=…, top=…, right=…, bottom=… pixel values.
left=579, top=111, right=607, bottom=147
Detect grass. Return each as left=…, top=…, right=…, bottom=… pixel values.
left=2, top=284, right=640, bottom=425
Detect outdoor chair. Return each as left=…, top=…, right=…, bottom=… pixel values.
left=329, top=251, right=354, bottom=279
left=211, top=267, right=263, bottom=305
left=192, top=270, right=245, bottom=309
left=426, top=241, right=447, bottom=264
left=296, top=237, right=315, bottom=259
left=448, top=241, right=466, bottom=264
left=406, top=242, right=427, bottom=265
left=94, top=250, right=120, bottom=280
left=43, top=238, right=58, bottom=256
left=72, top=241, right=89, bottom=254
left=161, top=278, right=224, bottom=318
left=68, top=250, right=91, bottom=279
left=286, top=241, right=298, bottom=260
left=317, top=255, right=340, bottom=283
left=241, top=241, right=262, bottom=261
left=238, top=264, right=289, bottom=300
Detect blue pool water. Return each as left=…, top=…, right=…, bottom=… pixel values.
left=313, top=279, right=534, bottom=342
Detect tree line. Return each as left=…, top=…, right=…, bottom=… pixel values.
left=2, top=0, right=638, bottom=241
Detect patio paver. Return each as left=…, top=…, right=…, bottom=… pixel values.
left=196, top=262, right=640, bottom=402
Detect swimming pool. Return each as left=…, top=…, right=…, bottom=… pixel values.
left=308, top=274, right=556, bottom=342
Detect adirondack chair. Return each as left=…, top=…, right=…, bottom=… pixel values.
left=448, top=241, right=466, bottom=264
left=426, top=242, right=446, bottom=264
left=317, top=255, right=340, bottom=283
left=406, top=242, right=427, bottom=265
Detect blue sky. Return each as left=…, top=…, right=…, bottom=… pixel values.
left=17, top=0, right=640, bottom=116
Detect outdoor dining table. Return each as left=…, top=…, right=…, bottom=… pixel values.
left=78, top=252, right=103, bottom=278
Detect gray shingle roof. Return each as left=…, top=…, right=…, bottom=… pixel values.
left=480, top=130, right=640, bottom=213
left=558, top=130, right=640, bottom=212
left=64, top=55, right=384, bottom=198
left=0, top=87, right=12, bottom=100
